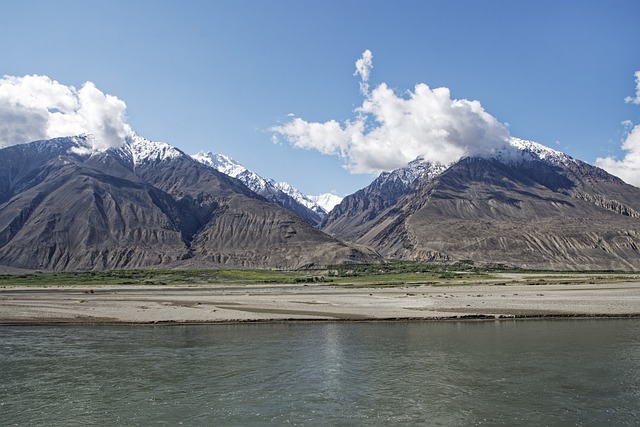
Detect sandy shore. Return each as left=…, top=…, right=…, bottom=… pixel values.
left=2, top=281, right=640, bottom=325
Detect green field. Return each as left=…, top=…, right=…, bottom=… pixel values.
left=1, top=261, right=638, bottom=288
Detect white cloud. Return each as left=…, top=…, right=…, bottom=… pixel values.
left=624, top=71, right=640, bottom=104
left=595, top=71, right=640, bottom=187
left=273, top=52, right=510, bottom=174
left=596, top=124, right=640, bottom=186
left=0, top=74, right=132, bottom=150
left=354, top=49, right=373, bottom=95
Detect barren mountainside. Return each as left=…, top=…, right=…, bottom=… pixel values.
left=322, top=141, right=640, bottom=270
left=192, top=152, right=326, bottom=226
left=0, top=136, right=376, bottom=271
left=3, top=134, right=640, bottom=271
left=321, top=158, right=447, bottom=241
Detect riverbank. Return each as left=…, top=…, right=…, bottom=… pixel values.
left=2, top=281, right=640, bottom=325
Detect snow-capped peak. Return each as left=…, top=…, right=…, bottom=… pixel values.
left=273, top=181, right=326, bottom=213
left=124, top=133, right=184, bottom=166
left=377, top=157, right=449, bottom=190
left=308, top=193, right=343, bottom=212
left=192, top=151, right=329, bottom=217
left=495, top=137, right=576, bottom=166
left=192, top=151, right=272, bottom=192
left=192, top=152, right=248, bottom=177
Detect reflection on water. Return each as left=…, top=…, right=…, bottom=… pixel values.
left=2, top=319, right=640, bottom=425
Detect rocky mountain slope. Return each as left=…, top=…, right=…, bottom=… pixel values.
left=0, top=135, right=376, bottom=271
left=321, top=139, right=640, bottom=270
left=192, top=152, right=326, bottom=226
left=321, top=157, right=448, bottom=241
left=4, top=132, right=640, bottom=271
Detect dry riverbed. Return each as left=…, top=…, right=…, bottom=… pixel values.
left=2, top=280, right=640, bottom=324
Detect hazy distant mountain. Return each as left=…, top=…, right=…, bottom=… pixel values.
left=192, top=152, right=326, bottom=226
left=0, top=134, right=376, bottom=271
left=308, top=193, right=343, bottom=213
left=321, top=138, right=640, bottom=270
left=272, top=181, right=327, bottom=218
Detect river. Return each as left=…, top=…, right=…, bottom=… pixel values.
left=2, top=319, right=640, bottom=425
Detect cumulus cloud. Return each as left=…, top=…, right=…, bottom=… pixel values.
left=596, top=123, right=640, bottom=186
left=624, top=71, right=640, bottom=105
left=0, top=74, right=132, bottom=150
left=595, top=71, right=640, bottom=187
left=273, top=51, right=510, bottom=174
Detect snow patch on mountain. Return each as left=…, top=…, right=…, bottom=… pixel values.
left=192, top=152, right=247, bottom=177
left=308, top=193, right=343, bottom=212
left=192, top=151, right=272, bottom=192
left=123, top=133, right=184, bottom=166
left=497, top=137, right=576, bottom=166
left=272, top=181, right=326, bottom=214
left=375, top=157, right=449, bottom=192
left=365, top=137, right=574, bottom=195
left=192, top=151, right=329, bottom=218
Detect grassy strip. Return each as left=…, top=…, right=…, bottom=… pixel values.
left=0, top=269, right=308, bottom=287
left=0, top=261, right=638, bottom=288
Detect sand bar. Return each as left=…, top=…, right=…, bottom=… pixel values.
left=2, top=281, right=640, bottom=325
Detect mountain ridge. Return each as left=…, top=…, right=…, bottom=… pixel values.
left=3, top=132, right=640, bottom=271
left=321, top=140, right=640, bottom=270
left=192, top=151, right=328, bottom=226
left=0, top=135, right=377, bottom=271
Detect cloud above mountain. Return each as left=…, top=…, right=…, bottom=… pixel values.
left=272, top=50, right=511, bottom=174
left=596, top=71, right=640, bottom=187
left=0, top=75, right=131, bottom=150
left=624, top=71, right=640, bottom=105
left=354, top=49, right=373, bottom=95
left=596, top=122, right=640, bottom=186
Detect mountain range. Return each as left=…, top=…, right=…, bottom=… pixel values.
left=1, top=133, right=640, bottom=271
left=321, top=138, right=640, bottom=270
left=191, top=152, right=340, bottom=226
left=0, top=134, right=374, bottom=271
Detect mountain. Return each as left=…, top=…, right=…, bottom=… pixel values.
left=192, top=152, right=326, bottom=226
left=5, top=132, right=639, bottom=272
left=272, top=181, right=327, bottom=218
left=321, top=157, right=448, bottom=241
left=321, top=138, right=640, bottom=270
left=0, top=134, right=376, bottom=271
left=308, top=193, right=343, bottom=213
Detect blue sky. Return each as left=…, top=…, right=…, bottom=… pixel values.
left=1, top=0, right=639, bottom=196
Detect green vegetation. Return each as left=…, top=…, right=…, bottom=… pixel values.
left=326, top=260, right=496, bottom=286
left=0, top=261, right=638, bottom=288
left=0, top=269, right=308, bottom=287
